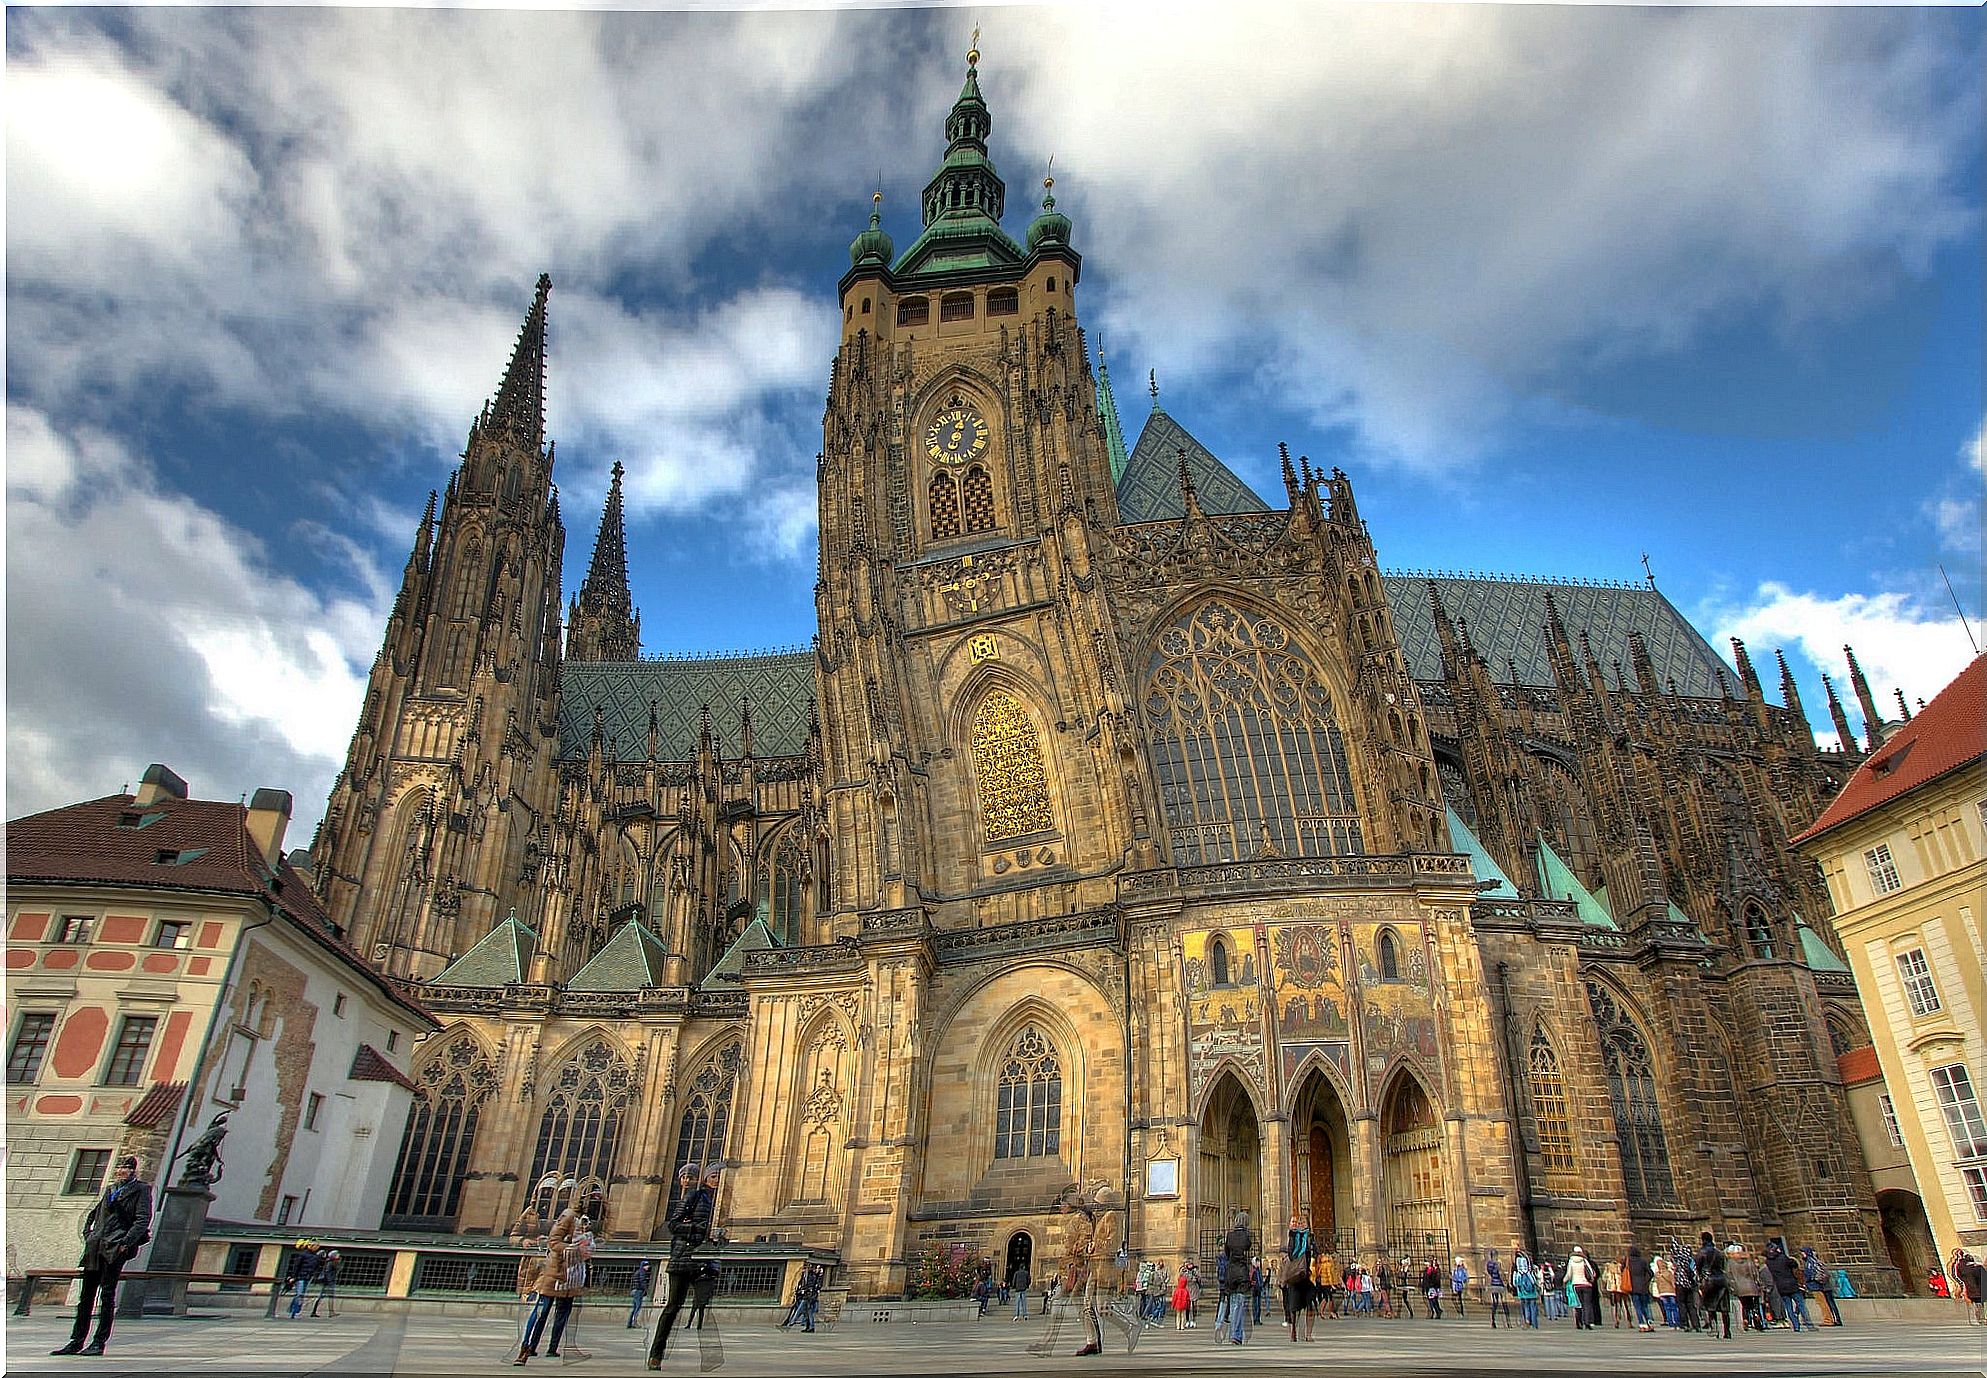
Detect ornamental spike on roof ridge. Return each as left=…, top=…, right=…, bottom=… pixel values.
left=637, top=644, right=813, bottom=664
left=1387, top=567, right=1648, bottom=591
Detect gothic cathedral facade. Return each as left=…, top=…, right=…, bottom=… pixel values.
left=309, top=51, right=1900, bottom=1295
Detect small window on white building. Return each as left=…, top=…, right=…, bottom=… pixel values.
left=1930, top=1063, right=1987, bottom=1160
left=1895, top=948, right=1942, bottom=1017
left=305, top=1092, right=324, bottom=1131
left=1864, top=843, right=1902, bottom=896
left=333, top=993, right=347, bottom=1018
left=1879, top=1093, right=1904, bottom=1148
left=1964, top=1166, right=1987, bottom=1223
left=278, top=1195, right=298, bottom=1225
left=386, top=1030, right=400, bottom=1053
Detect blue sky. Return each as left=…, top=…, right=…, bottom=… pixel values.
left=6, top=4, right=1981, bottom=835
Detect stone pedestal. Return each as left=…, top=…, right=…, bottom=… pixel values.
left=120, top=1184, right=214, bottom=1317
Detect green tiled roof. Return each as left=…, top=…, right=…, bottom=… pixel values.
left=1798, top=923, right=1851, bottom=973
left=558, top=653, right=814, bottom=763
left=698, top=916, right=780, bottom=991
left=1115, top=407, right=1271, bottom=525
left=1446, top=807, right=1519, bottom=897
left=567, top=919, right=673, bottom=991
left=1109, top=410, right=1728, bottom=698
left=434, top=911, right=538, bottom=987
left=1535, top=838, right=1617, bottom=929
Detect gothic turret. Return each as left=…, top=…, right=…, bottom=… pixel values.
left=567, top=461, right=641, bottom=662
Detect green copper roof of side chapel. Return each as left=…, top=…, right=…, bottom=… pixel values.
left=1535, top=837, right=1618, bottom=930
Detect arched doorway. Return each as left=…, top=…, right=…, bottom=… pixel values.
left=1877, top=1189, right=1935, bottom=1294
left=1005, top=1231, right=1033, bottom=1286
left=1291, top=1067, right=1352, bottom=1251
left=1198, top=1073, right=1261, bottom=1268
left=1380, top=1069, right=1446, bottom=1261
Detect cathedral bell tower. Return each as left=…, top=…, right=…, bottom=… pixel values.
left=814, top=36, right=1138, bottom=924
left=313, top=276, right=566, bottom=978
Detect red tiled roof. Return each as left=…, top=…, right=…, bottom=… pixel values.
left=124, top=1081, right=186, bottom=1128
left=1794, top=655, right=1987, bottom=845
left=1836, top=1045, right=1882, bottom=1085
left=7, top=792, right=436, bottom=1032
left=350, top=1044, right=420, bottom=1093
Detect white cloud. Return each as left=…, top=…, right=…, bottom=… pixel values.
left=4, top=404, right=385, bottom=835
left=1704, top=580, right=1977, bottom=744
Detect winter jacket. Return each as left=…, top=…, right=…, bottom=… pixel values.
left=1764, top=1249, right=1800, bottom=1298
left=666, top=1186, right=716, bottom=1271
left=528, top=1211, right=582, bottom=1297
left=1563, top=1253, right=1595, bottom=1289
left=1727, top=1255, right=1761, bottom=1299
left=78, top=1176, right=153, bottom=1273
left=1627, top=1249, right=1653, bottom=1297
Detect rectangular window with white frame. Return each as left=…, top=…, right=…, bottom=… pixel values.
left=1864, top=843, right=1902, bottom=896
left=1930, top=1063, right=1987, bottom=1159
left=1964, top=1165, right=1987, bottom=1223
left=1894, top=947, right=1943, bottom=1017
left=1879, top=1093, right=1904, bottom=1148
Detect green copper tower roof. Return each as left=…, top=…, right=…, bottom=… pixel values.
left=434, top=909, right=539, bottom=987
left=1797, top=922, right=1851, bottom=973
left=1446, top=807, right=1520, bottom=897
left=567, top=918, right=674, bottom=991
left=891, top=36, right=1026, bottom=279
left=1535, top=837, right=1618, bottom=929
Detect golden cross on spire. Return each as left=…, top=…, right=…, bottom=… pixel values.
left=968, top=25, right=980, bottom=67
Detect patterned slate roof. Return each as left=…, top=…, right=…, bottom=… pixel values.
left=1114, top=406, right=1271, bottom=524
left=1386, top=575, right=1729, bottom=698
left=1110, top=411, right=1730, bottom=698
left=558, top=653, right=815, bottom=763
left=434, top=912, right=538, bottom=987
left=567, top=920, right=673, bottom=992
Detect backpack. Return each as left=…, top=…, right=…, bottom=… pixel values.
left=1802, top=1256, right=1826, bottom=1288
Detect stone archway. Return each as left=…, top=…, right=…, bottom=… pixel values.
left=1198, top=1073, right=1261, bottom=1268
left=1291, top=1067, right=1353, bottom=1250
left=1878, top=1188, right=1936, bottom=1294
left=1005, top=1230, right=1034, bottom=1288
left=1379, top=1068, right=1447, bottom=1260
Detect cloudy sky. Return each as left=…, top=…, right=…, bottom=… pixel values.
left=6, top=3, right=1982, bottom=836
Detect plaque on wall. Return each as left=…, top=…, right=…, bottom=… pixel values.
left=1145, top=1159, right=1179, bottom=1199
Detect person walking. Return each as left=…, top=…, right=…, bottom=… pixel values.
left=1250, top=1256, right=1267, bottom=1326
left=1564, top=1247, right=1596, bottom=1330
left=50, top=1154, right=152, bottom=1358
left=1652, top=1252, right=1678, bottom=1329
left=285, top=1241, right=323, bottom=1320
left=1695, top=1233, right=1731, bottom=1340
left=515, top=1207, right=580, bottom=1362
left=1008, top=1257, right=1032, bottom=1321
left=1172, top=1264, right=1191, bottom=1329
left=1606, top=1254, right=1629, bottom=1328
left=1398, top=1258, right=1418, bottom=1319
left=1513, top=1254, right=1540, bottom=1329
left=310, top=1249, right=340, bottom=1318
left=1421, top=1259, right=1443, bottom=1320
left=796, top=1263, right=824, bottom=1332
left=629, top=1259, right=653, bottom=1328
left=1538, top=1259, right=1559, bottom=1322
left=686, top=1262, right=720, bottom=1331
left=647, top=1162, right=717, bottom=1369
left=1281, top=1214, right=1315, bottom=1342
left=1764, top=1242, right=1807, bottom=1332
left=1668, top=1240, right=1701, bottom=1332
left=1727, top=1243, right=1763, bottom=1332
left=1485, top=1251, right=1509, bottom=1327
left=1627, top=1245, right=1655, bottom=1331
left=1950, top=1250, right=1984, bottom=1325
left=1450, top=1256, right=1469, bottom=1319
left=1799, top=1247, right=1840, bottom=1327
left=1219, top=1210, right=1253, bottom=1344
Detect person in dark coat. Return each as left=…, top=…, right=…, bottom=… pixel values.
left=1695, top=1233, right=1731, bottom=1339
left=1626, top=1245, right=1655, bottom=1331
left=51, top=1154, right=153, bottom=1356
left=1764, top=1242, right=1807, bottom=1331
left=647, top=1162, right=719, bottom=1368
left=628, top=1258, right=652, bottom=1328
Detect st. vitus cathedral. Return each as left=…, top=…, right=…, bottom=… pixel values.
left=309, top=46, right=1903, bottom=1295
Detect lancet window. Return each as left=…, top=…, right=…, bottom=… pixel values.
left=527, top=1038, right=634, bottom=1193
left=1526, top=1025, right=1577, bottom=1178
left=1586, top=981, right=1677, bottom=1207
left=969, top=690, right=1055, bottom=843
left=993, top=1025, right=1062, bottom=1160
left=668, top=1043, right=742, bottom=1216
left=1143, top=600, right=1363, bottom=864
left=384, top=1034, right=497, bottom=1230
left=929, top=472, right=962, bottom=540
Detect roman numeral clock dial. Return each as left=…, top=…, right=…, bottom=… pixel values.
left=925, top=406, right=989, bottom=466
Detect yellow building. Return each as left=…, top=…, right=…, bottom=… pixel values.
left=1795, top=655, right=1987, bottom=1272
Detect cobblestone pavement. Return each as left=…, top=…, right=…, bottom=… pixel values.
left=6, top=1307, right=1983, bottom=1376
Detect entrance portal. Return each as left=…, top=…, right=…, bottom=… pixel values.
left=1380, top=1070, right=1446, bottom=1257
left=1198, top=1073, right=1261, bottom=1266
left=1005, top=1230, right=1033, bottom=1287
left=1291, top=1069, right=1352, bottom=1249
left=1878, top=1189, right=1935, bottom=1294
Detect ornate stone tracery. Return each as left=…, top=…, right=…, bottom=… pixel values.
left=970, top=689, right=1055, bottom=843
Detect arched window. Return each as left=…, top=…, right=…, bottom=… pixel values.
left=385, top=1034, right=497, bottom=1230
left=1378, top=931, right=1401, bottom=981
left=668, top=1044, right=742, bottom=1218
left=897, top=297, right=929, bottom=327
left=452, top=541, right=483, bottom=620
left=993, top=1025, right=1062, bottom=1160
left=1209, top=936, right=1233, bottom=987
left=1586, top=981, right=1677, bottom=1207
left=1381, top=1074, right=1444, bottom=1243
left=987, top=287, right=1019, bottom=317
left=528, top=1038, right=634, bottom=1193
left=764, top=832, right=809, bottom=945
left=1741, top=902, right=1777, bottom=961
left=929, top=471, right=961, bottom=540
left=1144, top=600, right=1363, bottom=863
left=969, top=689, right=1055, bottom=843
left=961, top=465, right=996, bottom=534
left=1526, top=1025, right=1576, bottom=1178
left=1825, top=1012, right=1867, bottom=1058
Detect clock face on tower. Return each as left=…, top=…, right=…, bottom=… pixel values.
left=925, top=406, right=990, bottom=466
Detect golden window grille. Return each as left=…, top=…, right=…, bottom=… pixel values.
left=971, top=689, right=1055, bottom=842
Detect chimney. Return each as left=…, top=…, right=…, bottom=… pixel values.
left=133, top=764, right=188, bottom=807
left=245, top=789, right=293, bottom=871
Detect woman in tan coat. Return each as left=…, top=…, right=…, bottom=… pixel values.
left=516, top=1209, right=583, bottom=1364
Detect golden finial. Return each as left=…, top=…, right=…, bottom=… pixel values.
left=967, top=25, right=980, bottom=68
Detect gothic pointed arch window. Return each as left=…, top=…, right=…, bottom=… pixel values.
left=929, top=471, right=961, bottom=540
left=528, top=1037, right=634, bottom=1192
left=1209, top=935, right=1233, bottom=988
left=764, top=831, right=809, bottom=945
left=384, top=1033, right=497, bottom=1230
left=1526, top=1024, right=1577, bottom=1179
left=993, top=1024, right=1062, bottom=1160
left=1585, top=981, right=1677, bottom=1207
left=969, top=689, right=1056, bottom=844
left=1381, top=1072, right=1445, bottom=1243
left=668, top=1043, right=742, bottom=1217
left=1740, top=901, right=1777, bottom=961
left=1378, top=930, right=1402, bottom=981
left=1143, top=600, right=1364, bottom=864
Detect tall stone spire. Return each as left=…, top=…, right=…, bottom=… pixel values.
left=567, top=461, right=641, bottom=663
left=1844, top=644, right=1884, bottom=750
left=487, top=274, right=551, bottom=448
left=1095, top=348, right=1130, bottom=483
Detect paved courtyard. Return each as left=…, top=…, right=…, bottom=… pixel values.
left=5, top=1306, right=1984, bottom=1377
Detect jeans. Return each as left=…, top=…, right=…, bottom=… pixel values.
left=523, top=1294, right=574, bottom=1353
left=1658, top=1294, right=1680, bottom=1327
left=1630, top=1293, right=1652, bottom=1327
left=289, top=1279, right=311, bottom=1318
left=629, top=1291, right=647, bottom=1327
left=1226, top=1292, right=1247, bottom=1342
left=1784, top=1293, right=1809, bottom=1331
left=1520, top=1297, right=1539, bottom=1328
left=1015, top=1289, right=1030, bottom=1319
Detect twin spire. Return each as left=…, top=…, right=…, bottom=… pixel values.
left=486, top=273, right=551, bottom=449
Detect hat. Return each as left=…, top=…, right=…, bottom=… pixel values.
left=675, top=1162, right=699, bottom=1180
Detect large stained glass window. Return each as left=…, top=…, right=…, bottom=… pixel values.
left=668, top=1043, right=742, bottom=1218
left=528, top=1038, right=633, bottom=1193
left=1586, top=981, right=1677, bottom=1207
left=993, top=1025, right=1062, bottom=1160
left=970, top=690, right=1055, bottom=843
left=385, top=1033, right=497, bottom=1230
left=1144, top=600, right=1363, bottom=864
left=1526, top=1025, right=1577, bottom=1179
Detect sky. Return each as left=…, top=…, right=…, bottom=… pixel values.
left=6, top=2, right=1982, bottom=839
